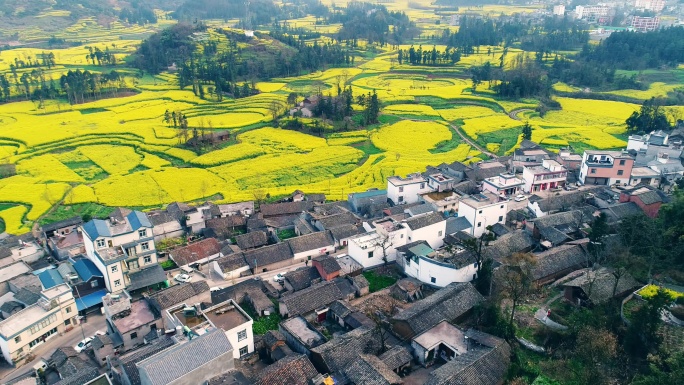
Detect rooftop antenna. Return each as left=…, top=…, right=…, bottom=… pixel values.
left=244, top=0, right=252, bottom=31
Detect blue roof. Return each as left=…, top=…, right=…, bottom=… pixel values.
left=128, top=210, right=152, bottom=230
left=75, top=289, right=108, bottom=311
left=73, top=259, right=103, bottom=282
left=38, top=269, right=64, bottom=289
left=82, top=210, right=151, bottom=240
left=350, top=189, right=387, bottom=199
left=82, top=219, right=110, bottom=240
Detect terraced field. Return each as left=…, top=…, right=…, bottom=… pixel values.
left=0, top=5, right=681, bottom=235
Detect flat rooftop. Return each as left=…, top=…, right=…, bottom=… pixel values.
left=204, top=302, right=250, bottom=331
left=0, top=304, right=53, bottom=337
left=460, top=192, right=503, bottom=208
left=281, top=317, right=326, bottom=347
left=388, top=174, right=427, bottom=186
left=114, top=300, right=157, bottom=334
left=428, top=173, right=454, bottom=183
left=0, top=262, right=30, bottom=283
left=631, top=166, right=660, bottom=177
left=172, top=306, right=209, bottom=329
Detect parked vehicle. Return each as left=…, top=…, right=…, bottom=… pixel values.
left=514, top=194, right=527, bottom=202
left=74, top=337, right=93, bottom=353
left=273, top=273, right=285, bottom=283
left=174, top=273, right=192, bottom=283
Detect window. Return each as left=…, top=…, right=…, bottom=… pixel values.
left=138, top=229, right=147, bottom=238
left=64, top=319, right=71, bottom=326
left=591, top=168, right=597, bottom=174
left=477, top=222, right=481, bottom=227
left=239, top=346, right=248, bottom=357
left=617, top=170, right=624, bottom=176
left=91, top=281, right=99, bottom=288
left=430, top=277, right=436, bottom=284
left=400, top=234, right=404, bottom=238
left=238, top=329, right=247, bottom=342
left=141, top=242, right=150, bottom=251
left=130, top=332, right=137, bottom=340
left=114, top=279, right=121, bottom=287
left=368, top=251, right=374, bottom=259
left=150, top=324, right=157, bottom=331
left=473, top=274, right=477, bottom=280
left=478, top=210, right=482, bottom=214
left=500, top=205, right=504, bottom=209
left=399, top=187, right=404, bottom=192
left=398, top=196, right=404, bottom=203
left=438, top=231, right=443, bottom=237
left=498, top=216, right=503, bottom=222
left=96, top=239, right=106, bottom=248
left=420, top=183, right=425, bottom=189
left=111, top=265, right=118, bottom=273
left=17, top=347, right=23, bottom=354
left=14, top=336, right=20, bottom=343
left=619, top=159, right=626, bottom=166
left=144, top=256, right=152, bottom=264
left=65, top=306, right=71, bottom=314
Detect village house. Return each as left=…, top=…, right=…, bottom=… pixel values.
left=509, top=140, right=551, bottom=172
left=49, top=346, right=99, bottom=385
left=556, top=148, right=583, bottom=171
left=146, top=211, right=184, bottom=243
left=522, top=159, right=568, bottom=193
left=244, top=242, right=294, bottom=274
left=47, top=230, right=84, bottom=262
left=71, top=258, right=108, bottom=314
left=529, top=208, right=595, bottom=248
left=254, top=353, right=321, bottom=385
left=211, top=254, right=250, bottom=280
left=457, top=192, right=508, bottom=237
left=618, top=185, right=668, bottom=218
left=420, top=191, right=462, bottom=213
left=279, top=279, right=356, bottom=321
left=579, top=150, right=634, bottom=186
left=81, top=210, right=165, bottom=293
left=283, top=267, right=321, bottom=292
left=287, top=231, right=335, bottom=262
left=147, top=281, right=211, bottom=325
left=169, top=238, right=222, bottom=268
left=164, top=299, right=254, bottom=359
left=424, top=169, right=458, bottom=192
left=387, top=173, right=431, bottom=205
left=404, top=212, right=447, bottom=250
left=0, top=235, right=45, bottom=265
left=261, top=330, right=291, bottom=362
left=204, top=215, right=247, bottom=240
left=396, top=241, right=478, bottom=287
left=482, top=173, right=525, bottom=197
left=235, top=231, right=269, bottom=250
left=465, top=160, right=508, bottom=183
left=103, top=292, right=160, bottom=353
left=347, top=189, right=388, bottom=216
left=563, top=268, right=641, bottom=306
left=309, top=326, right=382, bottom=376
left=311, top=255, right=342, bottom=281
left=379, top=346, right=413, bottom=376
left=107, top=335, right=176, bottom=385
left=391, top=282, right=484, bottom=341
left=628, top=166, right=661, bottom=187
left=526, top=187, right=600, bottom=217
left=0, top=283, right=77, bottom=366
left=530, top=244, right=588, bottom=286
left=210, top=279, right=274, bottom=317
left=342, top=355, right=402, bottom=385
left=136, top=328, right=235, bottom=385
left=218, top=201, right=254, bottom=217
left=279, top=316, right=327, bottom=355
left=41, top=216, right=83, bottom=240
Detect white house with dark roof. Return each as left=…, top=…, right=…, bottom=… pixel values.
left=396, top=241, right=478, bottom=287
left=286, top=231, right=335, bottom=262
left=403, top=212, right=447, bottom=249
left=81, top=210, right=163, bottom=293
left=458, top=192, right=507, bottom=237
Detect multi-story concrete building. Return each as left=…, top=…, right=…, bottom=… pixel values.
left=574, top=5, right=611, bottom=21
left=482, top=173, right=525, bottom=196
left=522, top=159, right=568, bottom=193
left=81, top=210, right=165, bottom=293
left=457, top=192, right=508, bottom=237
left=553, top=4, right=566, bottom=16
left=579, top=150, right=634, bottom=186
left=635, top=0, right=665, bottom=12
left=631, top=16, right=660, bottom=32
left=387, top=174, right=431, bottom=205
left=0, top=284, right=77, bottom=365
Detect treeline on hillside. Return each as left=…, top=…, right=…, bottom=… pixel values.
left=173, top=0, right=327, bottom=27
left=0, top=69, right=126, bottom=105
left=330, top=3, right=419, bottom=45
left=134, top=24, right=351, bottom=98
left=397, top=45, right=461, bottom=66
left=580, top=26, right=684, bottom=70
left=441, top=16, right=589, bottom=56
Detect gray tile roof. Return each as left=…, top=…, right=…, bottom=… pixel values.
left=405, top=203, right=435, bottom=217
left=353, top=274, right=370, bottom=289
left=255, top=354, right=319, bottom=385
left=287, top=231, right=334, bottom=255
left=534, top=188, right=602, bottom=214
left=0, top=301, right=23, bottom=314
left=329, top=224, right=363, bottom=241
left=147, top=211, right=178, bottom=227
left=284, top=267, right=321, bottom=291
left=379, top=346, right=412, bottom=371
left=127, top=264, right=167, bottom=292
left=315, top=212, right=359, bottom=230
left=391, top=283, right=484, bottom=339
left=343, top=354, right=402, bottom=385
left=41, top=216, right=83, bottom=233
left=148, top=281, right=209, bottom=311
left=262, top=330, right=285, bottom=349
left=563, top=267, right=641, bottom=304
left=490, top=223, right=509, bottom=237
left=136, top=329, right=233, bottom=385
left=532, top=244, right=587, bottom=281
left=235, top=231, right=269, bottom=250
left=328, top=300, right=354, bottom=319
left=532, top=209, right=594, bottom=229
left=310, top=326, right=382, bottom=374
left=14, top=287, right=41, bottom=306
left=404, top=212, right=445, bottom=230
left=91, top=334, right=112, bottom=350
left=425, top=332, right=511, bottom=385
left=216, top=254, right=248, bottom=273
left=312, top=255, right=341, bottom=275
left=261, top=201, right=313, bottom=217
left=601, top=202, right=642, bottom=222
left=117, top=336, right=178, bottom=385
left=280, top=280, right=345, bottom=316
left=244, top=242, right=293, bottom=269
left=445, top=216, right=472, bottom=235
left=51, top=347, right=99, bottom=385
left=484, top=230, right=536, bottom=261
left=537, top=225, right=572, bottom=245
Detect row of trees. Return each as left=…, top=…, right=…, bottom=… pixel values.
left=397, top=45, right=461, bottom=66
left=331, top=2, right=419, bottom=46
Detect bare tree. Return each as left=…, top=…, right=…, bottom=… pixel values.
left=498, top=252, right=536, bottom=332
left=362, top=296, right=400, bottom=354
left=370, top=232, right=395, bottom=265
